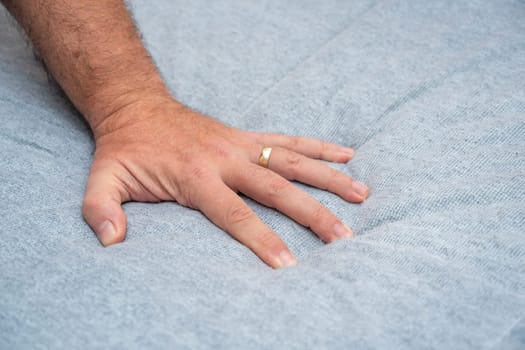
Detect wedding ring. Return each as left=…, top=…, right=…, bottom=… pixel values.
left=258, top=147, right=273, bottom=168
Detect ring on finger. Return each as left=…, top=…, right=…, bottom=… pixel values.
left=258, top=147, right=273, bottom=168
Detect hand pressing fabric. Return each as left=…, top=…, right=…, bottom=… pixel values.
left=2, top=0, right=369, bottom=268
left=87, top=99, right=368, bottom=268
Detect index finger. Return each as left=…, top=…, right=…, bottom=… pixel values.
left=191, top=177, right=297, bottom=269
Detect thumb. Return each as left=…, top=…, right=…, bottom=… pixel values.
left=82, top=160, right=128, bottom=246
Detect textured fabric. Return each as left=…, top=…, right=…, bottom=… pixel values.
left=1, top=0, right=524, bottom=349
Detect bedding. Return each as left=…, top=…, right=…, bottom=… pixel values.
left=1, top=0, right=524, bottom=348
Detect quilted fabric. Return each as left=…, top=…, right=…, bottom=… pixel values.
left=1, top=0, right=524, bottom=348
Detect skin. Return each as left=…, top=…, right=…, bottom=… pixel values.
left=1, top=0, right=369, bottom=268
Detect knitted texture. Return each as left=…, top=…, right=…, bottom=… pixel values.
left=1, top=0, right=524, bottom=348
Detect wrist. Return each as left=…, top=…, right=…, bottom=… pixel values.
left=85, top=73, right=172, bottom=129
left=90, top=93, right=184, bottom=142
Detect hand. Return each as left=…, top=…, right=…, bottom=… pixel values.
left=82, top=98, right=369, bottom=268
left=4, top=0, right=369, bottom=268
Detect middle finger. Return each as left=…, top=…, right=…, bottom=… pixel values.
left=230, top=163, right=354, bottom=243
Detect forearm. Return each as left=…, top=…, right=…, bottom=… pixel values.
left=1, top=0, right=173, bottom=135
left=1, top=1, right=368, bottom=270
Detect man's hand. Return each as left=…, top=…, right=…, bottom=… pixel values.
left=2, top=0, right=369, bottom=268
left=84, top=98, right=368, bottom=268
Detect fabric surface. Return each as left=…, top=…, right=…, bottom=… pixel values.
left=1, top=0, right=524, bottom=349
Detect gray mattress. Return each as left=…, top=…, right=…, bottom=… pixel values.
left=1, top=0, right=524, bottom=349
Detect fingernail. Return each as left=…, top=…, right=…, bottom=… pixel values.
left=342, top=147, right=355, bottom=158
left=352, top=180, right=369, bottom=197
left=97, top=220, right=116, bottom=246
left=336, top=148, right=354, bottom=160
left=277, top=251, right=297, bottom=268
left=334, top=222, right=354, bottom=238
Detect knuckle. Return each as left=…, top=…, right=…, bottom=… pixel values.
left=286, top=137, right=301, bottom=149
left=329, top=168, right=350, bottom=193
left=189, top=164, right=214, bottom=182
left=226, top=205, right=254, bottom=225
left=286, top=152, right=303, bottom=170
left=204, top=138, right=233, bottom=159
left=268, top=176, right=291, bottom=197
left=81, top=196, right=98, bottom=216
left=242, top=164, right=264, bottom=179
left=255, top=231, right=283, bottom=252
left=180, top=163, right=216, bottom=207
left=310, top=203, right=327, bottom=225
left=329, top=167, right=343, bottom=183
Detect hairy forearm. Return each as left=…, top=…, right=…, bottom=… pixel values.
left=1, top=0, right=173, bottom=134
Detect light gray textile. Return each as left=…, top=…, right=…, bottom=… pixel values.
left=1, top=0, right=524, bottom=349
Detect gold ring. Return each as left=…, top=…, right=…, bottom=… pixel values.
left=258, top=147, right=273, bottom=168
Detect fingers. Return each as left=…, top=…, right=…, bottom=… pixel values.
left=191, top=177, right=297, bottom=269
left=239, top=130, right=354, bottom=163
left=263, top=147, right=369, bottom=202
left=82, top=160, right=129, bottom=246
left=232, top=164, right=355, bottom=244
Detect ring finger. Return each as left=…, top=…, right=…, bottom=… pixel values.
left=238, top=130, right=355, bottom=163
left=253, top=146, right=369, bottom=202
